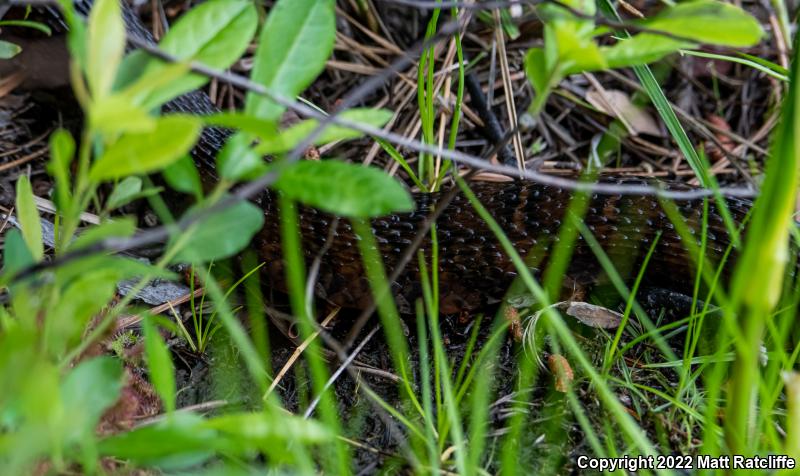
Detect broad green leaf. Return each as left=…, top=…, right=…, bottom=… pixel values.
left=60, top=357, right=123, bottom=443
left=106, top=177, right=143, bottom=210
left=141, top=0, right=257, bottom=107
left=99, top=412, right=217, bottom=468
left=171, top=199, right=265, bottom=263
left=47, top=129, right=75, bottom=213
left=216, top=132, right=267, bottom=181
left=639, top=0, right=763, bottom=47
left=121, top=59, right=193, bottom=111
left=90, top=94, right=157, bottom=137
left=246, top=0, right=335, bottom=122
left=597, top=34, right=693, bottom=73
left=2, top=229, right=34, bottom=278
left=275, top=160, right=414, bottom=218
left=15, top=176, right=43, bottom=261
left=90, top=115, right=201, bottom=181
left=163, top=156, right=203, bottom=198
left=553, top=21, right=606, bottom=73
left=87, top=0, right=125, bottom=98
left=71, top=217, right=137, bottom=250
left=142, top=317, right=176, bottom=413
left=255, top=108, right=394, bottom=155
left=0, top=40, right=21, bottom=59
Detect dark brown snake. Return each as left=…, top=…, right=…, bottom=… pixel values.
left=3, top=2, right=757, bottom=314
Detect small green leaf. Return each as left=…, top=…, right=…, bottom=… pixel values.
left=0, top=40, right=21, bottom=59
left=171, top=199, right=265, bottom=263
left=57, top=0, right=88, bottom=70
left=525, top=47, right=564, bottom=112
left=15, top=176, right=43, bottom=261
left=141, top=0, right=257, bottom=107
left=552, top=21, right=606, bottom=73
left=0, top=19, right=52, bottom=35
left=47, top=129, right=75, bottom=213
left=55, top=255, right=177, bottom=286
left=106, top=177, right=143, bottom=210
left=163, top=156, right=203, bottom=198
left=71, top=217, right=137, bottom=250
left=48, top=270, right=119, bottom=355
left=202, top=112, right=279, bottom=137
left=90, top=115, right=201, bottom=181
left=598, top=34, right=693, bottom=72
left=2, top=229, right=34, bottom=277
left=639, top=0, right=763, bottom=47
left=142, top=317, right=176, bottom=413
left=246, top=0, right=335, bottom=122
left=275, top=160, right=414, bottom=218
left=217, top=132, right=267, bottom=181
left=255, top=108, right=394, bottom=155
left=61, top=357, right=123, bottom=442
left=87, top=0, right=125, bottom=98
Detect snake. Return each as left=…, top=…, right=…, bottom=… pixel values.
left=1, top=1, right=758, bottom=314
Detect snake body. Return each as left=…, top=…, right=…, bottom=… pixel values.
left=5, top=2, right=756, bottom=313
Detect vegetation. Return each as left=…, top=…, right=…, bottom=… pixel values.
left=0, top=0, right=798, bottom=474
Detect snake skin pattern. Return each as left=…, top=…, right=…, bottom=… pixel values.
left=11, top=1, right=756, bottom=313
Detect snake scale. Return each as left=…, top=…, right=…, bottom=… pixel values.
left=3, top=2, right=757, bottom=314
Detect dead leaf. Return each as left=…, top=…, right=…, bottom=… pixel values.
left=561, top=301, right=623, bottom=329
left=586, top=89, right=663, bottom=137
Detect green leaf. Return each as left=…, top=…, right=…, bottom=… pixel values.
left=246, top=0, right=335, bottom=122
left=15, top=176, right=43, bottom=261
left=61, top=357, right=123, bottom=443
left=48, top=269, right=119, bottom=355
left=552, top=21, right=606, bottom=73
left=141, top=0, right=257, bottom=107
left=71, top=217, right=137, bottom=250
left=142, top=317, right=176, bottom=413
left=106, top=177, right=143, bottom=210
left=0, top=40, right=21, bottom=59
left=86, top=0, right=125, bottom=98
left=90, top=94, right=157, bottom=137
left=598, top=34, right=693, bottom=72
left=639, top=0, right=763, bottom=47
left=57, top=0, right=88, bottom=70
left=47, top=129, right=75, bottom=213
left=55, top=255, right=177, bottom=286
left=163, top=156, right=203, bottom=198
left=90, top=115, right=201, bottom=181
left=202, top=112, right=279, bottom=137
left=275, top=160, right=414, bottom=218
left=171, top=199, right=265, bottom=263
left=217, top=132, right=267, bottom=181
left=0, top=19, right=52, bottom=35
left=203, top=412, right=332, bottom=447
left=2, top=229, right=34, bottom=278
left=525, top=47, right=564, bottom=113
left=99, top=412, right=216, bottom=468
left=255, top=108, right=394, bottom=155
